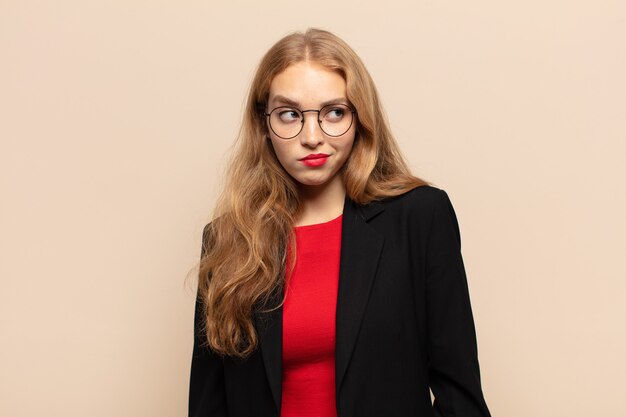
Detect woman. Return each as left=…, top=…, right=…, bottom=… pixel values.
left=190, top=28, right=492, bottom=417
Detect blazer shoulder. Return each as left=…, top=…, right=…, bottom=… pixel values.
left=360, top=185, right=458, bottom=237
left=378, top=184, right=451, bottom=214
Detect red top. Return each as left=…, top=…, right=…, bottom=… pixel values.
left=281, top=214, right=343, bottom=417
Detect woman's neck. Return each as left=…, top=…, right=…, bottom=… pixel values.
left=295, top=176, right=346, bottom=227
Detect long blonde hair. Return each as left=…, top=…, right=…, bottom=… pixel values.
left=199, top=28, right=430, bottom=357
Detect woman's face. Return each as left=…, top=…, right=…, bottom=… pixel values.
left=266, top=61, right=356, bottom=192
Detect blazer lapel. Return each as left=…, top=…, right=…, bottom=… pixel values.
left=254, top=287, right=283, bottom=414
left=335, top=196, right=385, bottom=392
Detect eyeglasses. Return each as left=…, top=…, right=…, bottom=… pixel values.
left=264, top=104, right=356, bottom=140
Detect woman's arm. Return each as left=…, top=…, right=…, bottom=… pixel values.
left=188, top=225, right=228, bottom=417
left=425, top=189, right=491, bottom=417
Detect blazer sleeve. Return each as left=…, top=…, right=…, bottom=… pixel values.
left=425, top=189, right=491, bottom=417
left=188, top=224, right=228, bottom=417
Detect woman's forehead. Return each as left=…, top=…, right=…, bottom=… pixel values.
left=268, top=62, right=347, bottom=108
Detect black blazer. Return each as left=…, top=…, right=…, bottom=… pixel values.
left=189, top=185, right=491, bottom=417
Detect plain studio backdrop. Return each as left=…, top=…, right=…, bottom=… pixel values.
left=1, top=1, right=625, bottom=416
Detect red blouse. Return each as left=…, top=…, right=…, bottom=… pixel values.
left=281, top=214, right=343, bottom=417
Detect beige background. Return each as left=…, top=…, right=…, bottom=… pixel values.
left=1, top=1, right=625, bottom=416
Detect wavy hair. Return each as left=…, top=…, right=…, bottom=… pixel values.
left=198, top=28, right=430, bottom=357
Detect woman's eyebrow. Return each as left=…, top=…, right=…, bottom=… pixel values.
left=319, top=98, right=350, bottom=107
left=271, top=95, right=300, bottom=107
left=270, top=95, right=349, bottom=108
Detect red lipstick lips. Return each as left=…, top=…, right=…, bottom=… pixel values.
left=300, top=153, right=329, bottom=167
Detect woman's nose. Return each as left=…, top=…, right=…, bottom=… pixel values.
left=300, top=112, right=324, bottom=147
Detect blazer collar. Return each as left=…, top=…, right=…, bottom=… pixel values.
left=254, top=194, right=385, bottom=413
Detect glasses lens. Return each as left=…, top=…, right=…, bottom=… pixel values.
left=269, top=107, right=303, bottom=139
left=319, top=104, right=353, bottom=137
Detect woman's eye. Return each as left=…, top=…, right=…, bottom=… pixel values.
left=324, top=107, right=345, bottom=121
left=278, top=109, right=300, bottom=123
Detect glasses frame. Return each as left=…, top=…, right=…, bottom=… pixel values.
left=264, top=103, right=356, bottom=140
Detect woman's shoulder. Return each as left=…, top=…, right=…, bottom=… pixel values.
left=373, top=184, right=452, bottom=214
left=355, top=184, right=458, bottom=233
left=364, top=185, right=461, bottom=242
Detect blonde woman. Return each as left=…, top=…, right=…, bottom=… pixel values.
left=190, top=28, right=491, bottom=417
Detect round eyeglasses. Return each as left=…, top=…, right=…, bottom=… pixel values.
left=264, top=104, right=356, bottom=140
